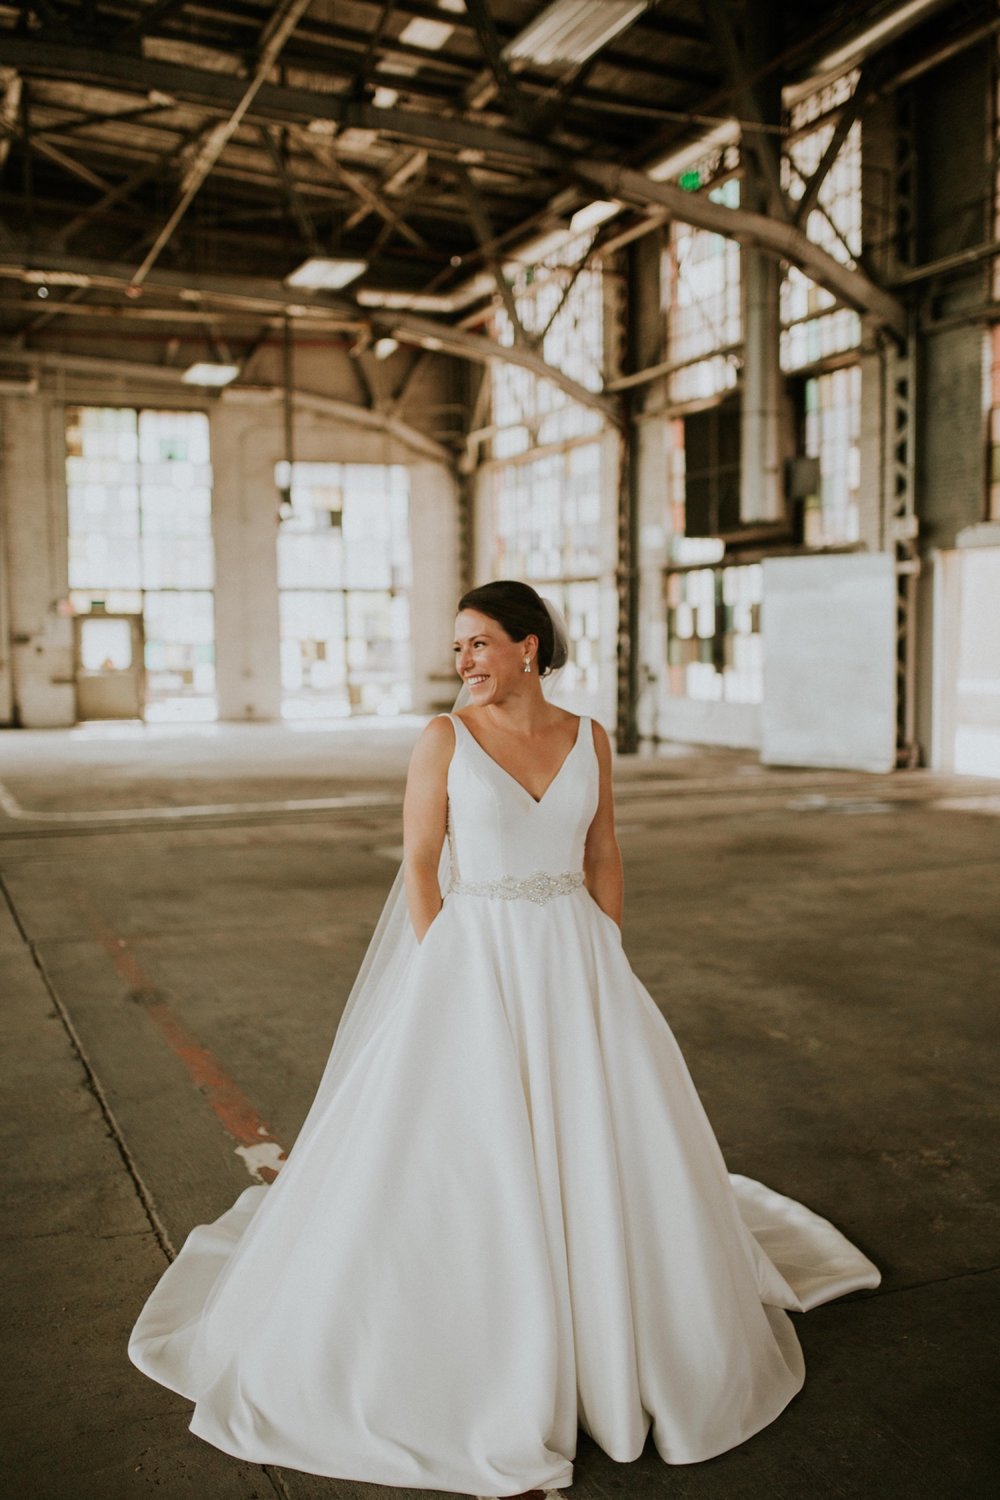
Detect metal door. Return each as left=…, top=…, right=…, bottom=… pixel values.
left=74, top=612, right=145, bottom=720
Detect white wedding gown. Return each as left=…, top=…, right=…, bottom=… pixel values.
left=129, top=712, right=880, bottom=1495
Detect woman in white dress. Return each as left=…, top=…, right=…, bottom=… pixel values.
left=129, top=579, right=880, bottom=1498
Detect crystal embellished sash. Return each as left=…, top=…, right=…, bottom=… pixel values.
left=447, top=869, right=585, bottom=905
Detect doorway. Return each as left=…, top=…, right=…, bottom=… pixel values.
left=73, top=612, right=145, bottom=720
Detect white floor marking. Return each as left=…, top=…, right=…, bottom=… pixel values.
left=0, top=779, right=398, bottom=824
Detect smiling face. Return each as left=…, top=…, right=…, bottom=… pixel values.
left=453, top=608, right=538, bottom=703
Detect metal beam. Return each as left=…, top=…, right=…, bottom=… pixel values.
left=0, top=338, right=452, bottom=460
left=34, top=103, right=174, bottom=140
left=0, top=39, right=564, bottom=168
left=121, top=0, right=197, bottom=42
left=0, top=71, right=22, bottom=172
left=0, top=248, right=618, bottom=422
left=452, top=160, right=529, bottom=347
left=793, top=65, right=877, bottom=227
left=577, top=160, right=907, bottom=339
left=0, top=36, right=909, bottom=336
left=130, top=0, right=317, bottom=287
left=258, top=124, right=320, bottom=256
left=702, top=0, right=788, bottom=218
left=29, top=135, right=113, bottom=191
left=463, top=0, right=537, bottom=135
left=298, top=133, right=429, bottom=251
left=54, top=131, right=201, bottom=248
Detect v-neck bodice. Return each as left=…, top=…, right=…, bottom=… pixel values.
left=442, top=712, right=597, bottom=887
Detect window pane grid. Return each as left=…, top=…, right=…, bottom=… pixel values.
left=491, top=232, right=607, bottom=457
left=802, top=365, right=862, bottom=545
left=781, top=73, right=862, bottom=372
left=663, top=177, right=742, bottom=403
left=665, top=563, right=763, bottom=703
left=277, top=462, right=412, bottom=717
left=66, top=406, right=216, bottom=713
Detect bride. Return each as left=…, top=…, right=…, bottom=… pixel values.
left=129, top=578, right=880, bottom=1498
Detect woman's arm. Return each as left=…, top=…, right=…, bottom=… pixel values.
left=401, top=715, right=454, bottom=943
left=583, top=718, right=624, bottom=929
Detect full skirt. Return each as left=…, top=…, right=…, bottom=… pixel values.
left=129, top=886, right=879, bottom=1495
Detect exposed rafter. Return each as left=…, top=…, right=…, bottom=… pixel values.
left=0, top=249, right=619, bottom=422
left=0, top=71, right=23, bottom=171
left=577, top=160, right=907, bottom=338
left=0, top=39, right=566, bottom=168
left=130, top=0, right=316, bottom=287
left=0, top=30, right=913, bottom=337
left=452, top=160, right=529, bottom=347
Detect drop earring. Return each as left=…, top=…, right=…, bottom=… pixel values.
left=523, top=657, right=531, bottom=673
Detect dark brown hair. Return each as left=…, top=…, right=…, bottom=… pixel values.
left=457, top=579, right=567, bottom=677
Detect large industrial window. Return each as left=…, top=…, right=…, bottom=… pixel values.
left=487, top=442, right=602, bottom=694
left=65, top=406, right=215, bottom=720
left=781, top=72, right=862, bottom=372
left=683, top=397, right=741, bottom=537
left=665, top=563, right=763, bottom=704
left=276, top=461, right=411, bottom=718
left=663, top=176, right=741, bottom=403
left=488, top=231, right=609, bottom=695
left=491, top=232, right=605, bottom=460
left=799, top=366, right=862, bottom=544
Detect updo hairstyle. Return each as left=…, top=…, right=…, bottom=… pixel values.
left=457, top=579, right=568, bottom=677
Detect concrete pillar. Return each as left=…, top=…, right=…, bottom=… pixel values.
left=0, top=396, right=75, bottom=727
left=740, top=244, right=783, bottom=523
left=739, top=0, right=783, bottom=526
left=407, top=459, right=461, bottom=714
left=209, top=403, right=283, bottom=721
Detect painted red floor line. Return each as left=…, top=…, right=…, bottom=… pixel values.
left=78, top=894, right=287, bottom=1182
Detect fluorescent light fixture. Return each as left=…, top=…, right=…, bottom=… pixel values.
left=373, top=337, right=400, bottom=360
left=23, top=268, right=93, bottom=287
left=398, top=17, right=454, bottom=50
left=285, top=256, right=367, bottom=290
left=182, top=361, right=240, bottom=387
left=504, top=0, right=650, bottom=68
left=357, top=288, right=473, bottom=312
left=570, top=199, right=621, bottom=234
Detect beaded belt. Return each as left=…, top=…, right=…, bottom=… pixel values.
left=447, top=870, right=584, bottom=906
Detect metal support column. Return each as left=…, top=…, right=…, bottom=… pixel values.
left=887, top=91, right=921, bottom=767
left=616, top=412, right=639, bottom=754
left=616, top=235, right=661, bottom=754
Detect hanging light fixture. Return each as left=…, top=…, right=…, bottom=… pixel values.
left=182, top=362, right=240, bottom=386
left=503, top=0, right=652, bottom=68
left=284, top=257, right=367, bottom=290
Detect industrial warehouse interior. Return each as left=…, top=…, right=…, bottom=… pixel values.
left=0, top=0, right=998, bottom=1496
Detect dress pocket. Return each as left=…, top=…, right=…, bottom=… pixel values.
left=588, top=891, right=622, bottom=943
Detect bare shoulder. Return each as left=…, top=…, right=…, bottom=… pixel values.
left=421, top=712, right=457, bottom=744
left=588, top=715, right=613, bottom=765
left=588, top=715, right=612, bottom=749
left=408, top=714, right=456, bottom=772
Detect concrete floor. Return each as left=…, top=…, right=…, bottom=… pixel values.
left=1, top=720, right=998, bottom=1500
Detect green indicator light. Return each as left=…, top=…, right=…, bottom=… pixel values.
left=679, top=169, right=701, bottom=191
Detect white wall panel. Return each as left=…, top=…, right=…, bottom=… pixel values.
left=761, top=553, right=896, bottom=772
